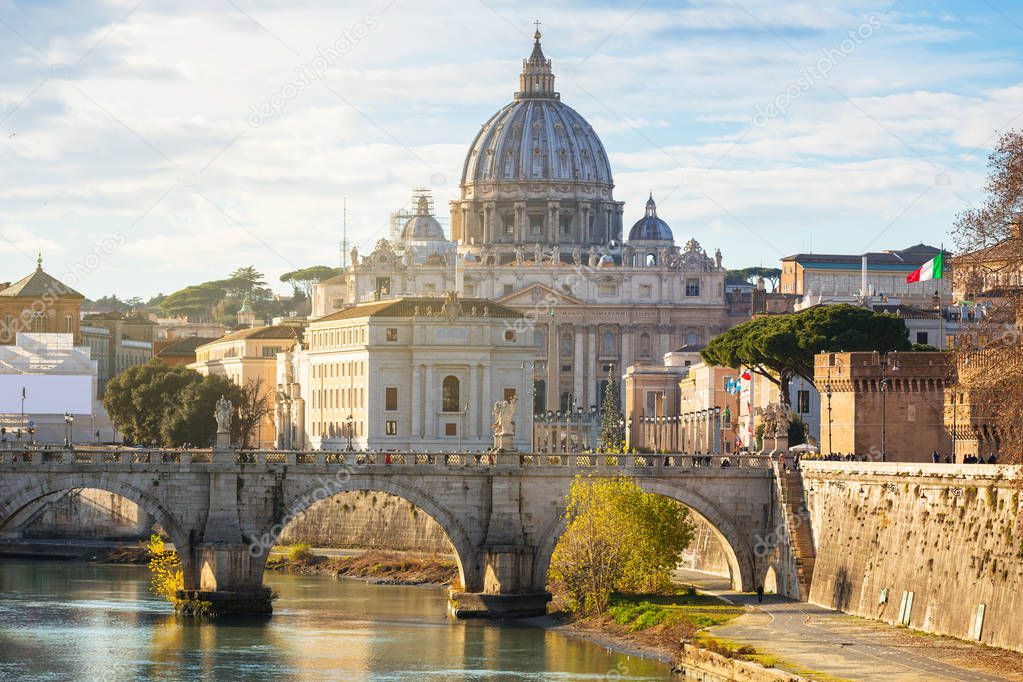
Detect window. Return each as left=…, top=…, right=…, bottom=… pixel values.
left=639, top=284, right=652, bottom=298
left=65, top=314, right=73, bottom=334
left=916, top=331, right=929, bottom=345
left=533, top=380, right=546, bottom=414
left=442, top=375, right=460, bottom=412
left=444, top=423, right=457, bottom=436
left=797, top=390, right=810, bottom=414
left=559, top=214, right=572, bottom=236
left=385, top=420, right=397, bottom=435
left=598, top=283, right=616, bottom=296
left=685, top=278, right=700, bottom=297
left=262, top=346, right=281, bottom=357
left=504, top=387, right=517, bottom=402
left=535, top=328, right=546, bottom=353
left=385, top=387, right=398, bottom=411
left=31, top=313, right=46, bottom=333
left=601, top=331, right=615, bottom=356
left=561, top=364, right=572, bottom=373
left=503, top=284, right=514, bottom=296
left=639, top=332, right=652, bottom=357
left=386, top=328, right=398, bottom=342
left=1, top=315, right=13, bottom=341
left=645, top=253, right=656, bottom=267
left=375, top=277, right=391, bottom=295
left=502, top=213, right=515, bottom=235
left=530, top=215, right=543, bottom=234
left=560, top=332, right=573, bottom=357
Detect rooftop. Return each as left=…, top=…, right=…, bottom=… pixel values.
left=0, top=256, right=84, bottom=299
left=313, top=296, right=523, bottom=323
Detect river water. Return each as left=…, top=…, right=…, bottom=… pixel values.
left=0, top=560, right=671, bottom=681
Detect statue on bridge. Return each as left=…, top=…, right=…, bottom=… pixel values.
left=215, top=395, right=233, bottom=449
left=491, top=395, right=518, bottom=452
left=758, top=402, right=790, bottom=455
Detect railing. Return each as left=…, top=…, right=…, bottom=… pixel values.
left=0, top=446, right=774, bottom=472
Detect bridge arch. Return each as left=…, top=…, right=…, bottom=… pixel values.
left=531, top=478, right=755, bottom=593
left=0, top=472, right=194, bottom=583
left=252, top=474, right=481, bottom=592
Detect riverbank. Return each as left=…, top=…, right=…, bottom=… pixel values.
left=266, top=546, right=459, bottom=586
left=537, top=587, right=805, bottom=680
left=0, top=539, right=149, bottom=563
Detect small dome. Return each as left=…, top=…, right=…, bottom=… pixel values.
left=628, top=194, right=673, bottom=242
left=401, top=195, right=446, bottom=241
left=597, top=254, right=615, bottom=267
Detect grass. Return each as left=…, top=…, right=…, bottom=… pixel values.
left=697, top=634, right=854, bottom=682
left=284, top=543, right=313, bottom=563
left=606, top=585, right=745, bottom=633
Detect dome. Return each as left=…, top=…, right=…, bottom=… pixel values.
left=401, top=195, right=446, bottom=241
left=460, top=31, right=613, bottom=188
left=628, top=194, right=673, bottom=242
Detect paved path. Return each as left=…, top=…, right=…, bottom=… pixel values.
left=676, top=569, right=1011, bottom=682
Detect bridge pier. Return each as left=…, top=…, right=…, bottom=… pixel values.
left=449, top=546, right=551, bottom=618
left=176, top=543, right=273, bottom=615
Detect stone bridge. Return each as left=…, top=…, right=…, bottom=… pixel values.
left=0, top=447, right=787, bottom=616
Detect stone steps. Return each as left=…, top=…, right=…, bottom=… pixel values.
left=778, top=470, right=816, bottom=600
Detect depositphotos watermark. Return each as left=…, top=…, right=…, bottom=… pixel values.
left=752, top=15, right=882, bottom=128
left=246, top=467, right=354, bottom=556
left=248, top=16, right=378, bottom=128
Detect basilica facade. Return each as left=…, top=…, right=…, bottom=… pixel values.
left=312, top=30, right=729, bottom=414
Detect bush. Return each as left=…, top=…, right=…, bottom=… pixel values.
left=286, top=543, right=313, bottom=563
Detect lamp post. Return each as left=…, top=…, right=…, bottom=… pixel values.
left=878, top=352, right=899, bottom=462
left=344, top=413, right=354, bottom=452
left=64, top=412, right=74, bottom=448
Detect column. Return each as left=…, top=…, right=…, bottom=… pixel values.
left=425, top=365, right=436, bottom=438
left=548, top=201, right=559, bottom=245
left=469, top=364, right=479, bottom=438
left=586, top=325, right=597, bottom=408
left=573, top=326, right=584, bottom=407
left=514, top=202, right=526, bottom=243
left=481, top=364, right=492, bottom=431
left=411, top=363, right=421, bottom=438
left=620, top=324, right=631, bottom=375
left=546, top=322, right=559, bottom=411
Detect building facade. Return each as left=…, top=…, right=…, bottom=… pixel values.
left=0, top=257, right=84, bottom=345
left=312, top=32, right=730, bottom=414
left=79, top=313, right=156, bottom=395
left=277, top=296, right=534, bottom=452
left=190, top=324, right=303, bottom=447
left=815, top=351, right=951, bottom=462
left=781, top=244, right=951, bottom=310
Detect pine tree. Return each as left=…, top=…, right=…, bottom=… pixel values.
left=598, top=371, right=625, bottom=453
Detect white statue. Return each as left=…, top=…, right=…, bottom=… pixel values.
left=492, top=395, right=518, bottom=437
left=215, top=395, right=233, bottom=434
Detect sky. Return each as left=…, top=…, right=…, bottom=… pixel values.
left=1, top=0, right=1022, bottom=300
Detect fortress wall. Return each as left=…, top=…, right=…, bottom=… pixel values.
left=801, top=461, right=1023, bottom=652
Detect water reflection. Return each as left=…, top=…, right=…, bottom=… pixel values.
left=0, top=560, right=670, bottom=681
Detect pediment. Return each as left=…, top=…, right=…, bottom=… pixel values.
left=497, top=282, right=585, bottom=306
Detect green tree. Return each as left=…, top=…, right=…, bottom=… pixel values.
left=280, top=265, right=341, bottom=298
left=160, top=374, right=239, bottom=447
left=103, top=362, right=200, bottom=445
left=598, top=373, right=625, bottom=453
left=701, top=304, right=911, bottom=406
left=727, top=266, right=782, bottom=291
left=549, top=476, right=694, bottom=615
left=159, top=282, right=226, bottom=321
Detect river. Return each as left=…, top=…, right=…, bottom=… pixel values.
left=0, top=560, right=672, bottom=680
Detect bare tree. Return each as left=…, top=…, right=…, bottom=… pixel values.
left=951, top=130, right=1023, bottom=467
left=233, top=378, right=272, bottom=449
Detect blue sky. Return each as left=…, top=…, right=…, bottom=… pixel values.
left=1, top=0, right=1022, bottom=299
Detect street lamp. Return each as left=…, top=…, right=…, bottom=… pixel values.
left=64, top=412, right=74, bottom=447
left=344, top=413, right=354, bottom=452
left=878, top=352, right=899, bottom=462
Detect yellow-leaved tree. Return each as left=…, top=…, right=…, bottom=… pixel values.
left=147, top=534, right=183, bottom=603
left=549, top=475, right=694, bottom=616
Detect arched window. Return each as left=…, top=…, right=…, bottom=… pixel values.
left=639, top=332, right=652, bottom=357
left=1, top=315, right=12, bottom=342
left=31, top=313, right=46, bottom=333
left=442, top=375, right=460, bottom=412
left=646, top=253, right=657, bottom=266
left=686, top=331, right=700, bottom=346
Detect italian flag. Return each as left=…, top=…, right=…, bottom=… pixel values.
left=905, top=252, right=943, bottom=283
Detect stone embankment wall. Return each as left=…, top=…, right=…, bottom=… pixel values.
left=801, top=461, right=1023, bottom=653
left=16, top=489, right=149, bottom=539
left=278, top=491, right=453, bottom=552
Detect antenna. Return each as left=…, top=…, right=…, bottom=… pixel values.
left=340, top=197, right=348, bottom=270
